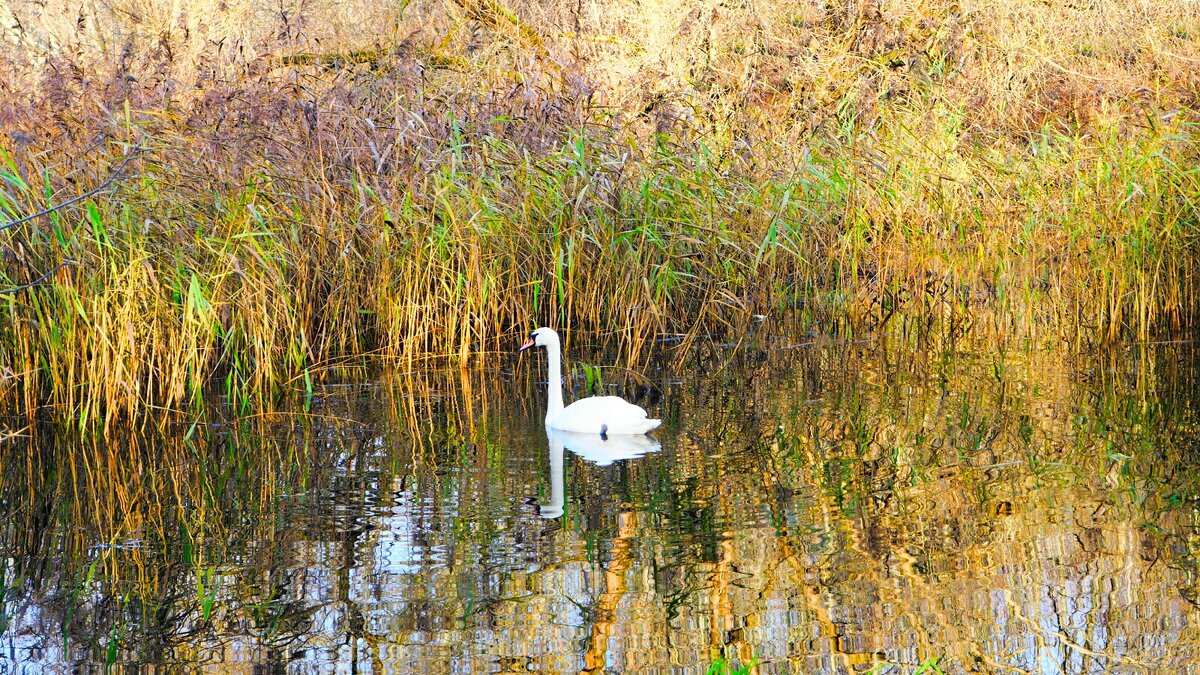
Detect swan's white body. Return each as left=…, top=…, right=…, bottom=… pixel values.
left=546, top=395, right=660, bottom=435
left=520, top=328, right=661, bottom=436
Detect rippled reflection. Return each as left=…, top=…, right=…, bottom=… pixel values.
left=539, top=428, right=662, bottom=519
left=1, top=340, right=1199, bottom=672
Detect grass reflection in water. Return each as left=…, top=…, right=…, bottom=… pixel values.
left=0, top=338, right=1198, bottom=673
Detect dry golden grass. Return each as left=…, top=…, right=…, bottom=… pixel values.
left=0, top=0, right=1196, bottom=422
left=3, top=0, right=1197, bottom=135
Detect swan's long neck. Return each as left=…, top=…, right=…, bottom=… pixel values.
left=545, top=341, right=564, bottom=424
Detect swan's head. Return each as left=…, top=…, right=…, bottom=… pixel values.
left=519, top=327, right=560, bottom=352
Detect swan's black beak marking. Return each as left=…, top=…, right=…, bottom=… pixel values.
left=519, top=331, right=537, bottom=352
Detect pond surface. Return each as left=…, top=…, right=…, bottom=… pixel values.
left=2, top=338, right=1200, bottom=673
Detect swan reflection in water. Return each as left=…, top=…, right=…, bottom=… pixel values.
left=537, top=427, right=661, bottom=519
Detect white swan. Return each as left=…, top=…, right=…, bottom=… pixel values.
left=519, top=327, right=661, bottom=436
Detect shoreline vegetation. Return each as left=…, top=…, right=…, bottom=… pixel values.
left=0, top=0, right=1198, bottom=423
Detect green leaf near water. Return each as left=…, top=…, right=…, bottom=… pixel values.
left=707, top=657, right=758, bottom=675
left=913, top=656, right=945, bottom=674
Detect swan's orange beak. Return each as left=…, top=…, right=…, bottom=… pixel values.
left=519, top=338, right=535, bottom=352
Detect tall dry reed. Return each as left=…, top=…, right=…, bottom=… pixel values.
left=0, top=0, right=1195, bottom=423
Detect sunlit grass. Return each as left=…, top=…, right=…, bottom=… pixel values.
left=0, top=116, right=1196, bottom=423
left=0, top=0, right=1196, bottom=423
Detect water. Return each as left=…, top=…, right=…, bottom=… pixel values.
left=1, top=339, right=1199, bottom=672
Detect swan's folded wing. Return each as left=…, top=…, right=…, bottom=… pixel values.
left=550, top=396, right=658, bottom=435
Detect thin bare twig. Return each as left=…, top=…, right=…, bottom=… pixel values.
left=0, top=145, right=146, bottom=233
left=0, top=258, right=76, bottom=295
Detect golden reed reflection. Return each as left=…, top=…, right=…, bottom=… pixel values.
left=582, top=510, right=637, bottom=674
left=0, top=341, right=1198, bottom=671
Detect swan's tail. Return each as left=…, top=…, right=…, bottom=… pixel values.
left=638, top=418, right=662, bottom=434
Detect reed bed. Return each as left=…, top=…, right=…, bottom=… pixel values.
left=0, top=0, right=1197, bottom=422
